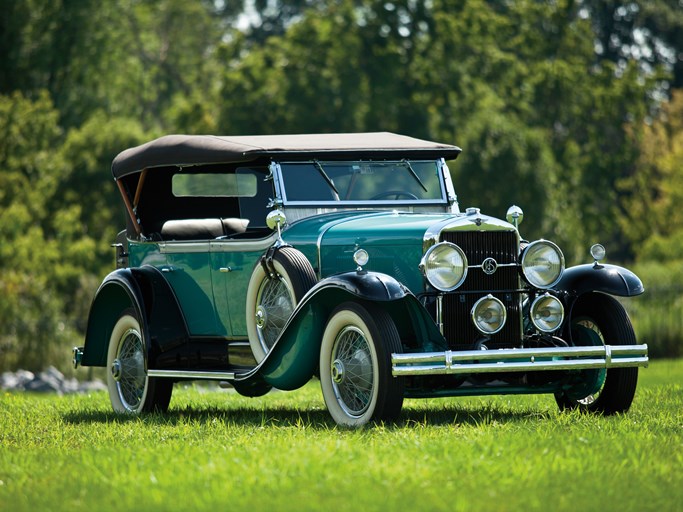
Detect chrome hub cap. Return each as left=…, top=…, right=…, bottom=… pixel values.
left=331, top=359, right=345, bottom=384
left=255, top=307, right=267, bottom=329
left=111, top=359, right=123, bottom=382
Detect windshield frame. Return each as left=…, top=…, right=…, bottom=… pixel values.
left=270, top=158, right=451, bottom=207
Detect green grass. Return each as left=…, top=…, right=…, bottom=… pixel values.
left=1, top=360, right=681, bottom=512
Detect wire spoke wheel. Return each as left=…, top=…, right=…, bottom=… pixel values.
left=255, top=274, right=295, bottom=351
left=320, top=302, right=404, bottom=427
left=106, top=308, right=172, bottom=414
left=331, top=326, right=375, bottom=416
left=112, top=328, right=146, bottom=410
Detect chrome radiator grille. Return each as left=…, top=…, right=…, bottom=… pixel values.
left=440, top=230, right=522, bottom=349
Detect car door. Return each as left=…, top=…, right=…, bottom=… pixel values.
left=211, top=239, right=275, bottom=337
left=162, top=242, right=220, bottom=336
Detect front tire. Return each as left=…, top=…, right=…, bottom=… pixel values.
left=555, top=293, right=639, bottom=415
left=106, top=308, right=172, bottom=414
left=319, top=302, right=404, bottom=427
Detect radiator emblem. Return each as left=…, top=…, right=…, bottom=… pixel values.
left=482, top=257, right=498, bottom=275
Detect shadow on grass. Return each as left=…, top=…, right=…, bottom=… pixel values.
left=61, top=403, right=553, bottom=429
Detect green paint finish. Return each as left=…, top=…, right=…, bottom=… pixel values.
left=163, top=247, right=218, bottom=335
left=210, top=245, right=265, bottom=337
left=128, top=241, right=166, bottom=268
left=83, top=282, right=134, bottom=367
left=283, top=211, right=452, bottom=292
left=259, top=287, right=353, bottom=389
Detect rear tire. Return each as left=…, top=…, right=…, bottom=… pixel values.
left=319, top=302, right=404, bottom=427
left=555, top=293, right=639, bottom=415
left=106, top=308, right=172, bottom=414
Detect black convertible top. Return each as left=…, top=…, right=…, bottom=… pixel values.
left=111, top=132, right=462, bottom=178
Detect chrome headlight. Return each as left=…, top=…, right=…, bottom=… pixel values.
left=420, top=242, right=468, bottom=291
left=530, top=293, right=565, bottom=333
left=521, top=240, right=565, bottom=289
left=471, top=295, right=506, bottom=334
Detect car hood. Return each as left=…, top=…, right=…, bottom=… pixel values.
left=285, top=210, right=516, bottom=247
left=283, top=210, right=516, bottom=291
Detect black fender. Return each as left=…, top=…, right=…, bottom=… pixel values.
left=555, top=263, right=644, bottom=298
left=236, top=270, right=444, bottom=390
left=82, top=266, right=189, bottom=368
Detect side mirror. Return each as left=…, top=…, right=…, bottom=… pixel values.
left=266, top=210, right=287, bottom=240
left=506, top=205, right=524, bottom=229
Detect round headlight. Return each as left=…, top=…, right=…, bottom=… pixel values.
left=471, top=295, right=506, bottom=334
left=420, top=242, right=468, bottom=291
left=521, top=240, right=565, bottom=289
left=530, top=293, right=565, bottom=333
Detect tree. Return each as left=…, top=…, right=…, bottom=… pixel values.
left=619, top=88, right=683, bottom=261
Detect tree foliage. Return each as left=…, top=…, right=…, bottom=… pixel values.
left=1, top=0, right=682, bottom=370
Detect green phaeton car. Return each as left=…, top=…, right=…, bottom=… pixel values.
left=73, top=132, right=648, bottom=426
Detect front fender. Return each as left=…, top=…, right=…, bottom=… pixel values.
left=236, top=271, right=443, bottom=390
left=555, top=263, right=644, bottom=298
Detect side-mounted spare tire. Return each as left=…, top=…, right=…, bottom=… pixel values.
left=246, top=247, right=317, bottom=362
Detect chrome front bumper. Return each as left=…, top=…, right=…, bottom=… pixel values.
left=391, top=344, right=648, bottom=376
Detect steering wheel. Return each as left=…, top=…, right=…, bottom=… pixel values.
left=370, top=190, right=419, bottom=200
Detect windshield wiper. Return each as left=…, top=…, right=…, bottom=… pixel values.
left=400, top=159, right=428, bottom=193
left=313, top=160, right=339, bottom=196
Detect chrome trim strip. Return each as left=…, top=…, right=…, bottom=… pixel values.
left=468, top=262, right=519, bottom=270
left=148, top=369, right=236, bottom=380
left=270, top=161, right=286, bottom=206
left=159, top=242, right=210, bottom=254
left=210, top=233, right=278, bottom=253
left=158, top=234, right=278, bottom=254
left=391, top=344, right=649, bottom=376
left=439, top=159, right=460, bottom=213
left=423, top=215, right=518, bottom=253
left=277, top=159, right=449, bottom=207
left=436, top=295, right=443, bottom=335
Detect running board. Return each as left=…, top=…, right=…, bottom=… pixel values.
left=147, top=369, right=236, bottom=380
left=392, top=344, right=648, bottom=376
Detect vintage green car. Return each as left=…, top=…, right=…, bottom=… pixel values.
left=73, top=132, right=648, bottom=426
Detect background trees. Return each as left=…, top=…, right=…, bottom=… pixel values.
left=1, top=0, right=682, bottom=370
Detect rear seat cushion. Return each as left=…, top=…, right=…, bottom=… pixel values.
left=160, top=218, right=249, bottom=240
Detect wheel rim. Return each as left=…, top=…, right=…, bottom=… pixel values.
left=330, top=325, right=374, bottom=417
left=255, top=274, right=295, bottom=351
left=573, top=319, right=606, bottom=405
left=111, top=327, right=147, bottom=411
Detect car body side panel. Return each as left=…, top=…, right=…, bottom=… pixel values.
left=161, top=245, right=218, bottom=335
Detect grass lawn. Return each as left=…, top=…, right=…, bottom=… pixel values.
left=1, top=359, right=681, bottom=512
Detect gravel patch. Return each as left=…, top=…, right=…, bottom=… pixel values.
left=1, top=366, right=107, bottom=394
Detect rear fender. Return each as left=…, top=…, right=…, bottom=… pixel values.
left=237, top=271, right=444, bottom=390
left=82, top=266, right=189, bottom=367
left=82, top=269, right=145, bottom=367
left=555, top=263, right=644, bottom=298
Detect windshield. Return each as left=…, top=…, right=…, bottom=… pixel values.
left=277, top=160, right=446, bottom=204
